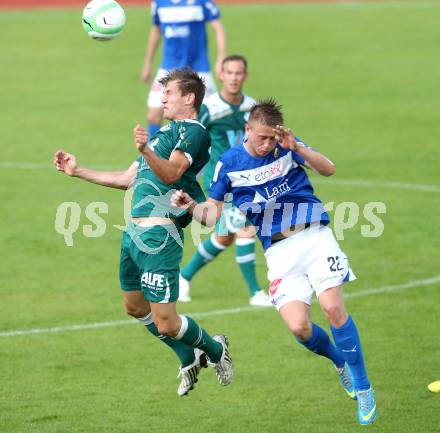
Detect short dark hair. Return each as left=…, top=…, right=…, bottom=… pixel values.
left=159, top=68, right=206, bottom=113
left=222, top=55, right=248, bottom=72
left=248, top=98, right=284, bottom=127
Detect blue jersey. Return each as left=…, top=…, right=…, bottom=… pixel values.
left=209, top=140, right=330, bottom=251
left=151, top=0, right=221, bottom=72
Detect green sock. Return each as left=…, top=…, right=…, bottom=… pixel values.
left=181, top=234, right=226, bottom=281
left=138, top=314, right=195, bottom=367
left=174, top=315, right=223, bottom=363
left=236, top=238, right=261, bottom=297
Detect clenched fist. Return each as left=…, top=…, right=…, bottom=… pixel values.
left=134, top=124, right=149, bottom=153
left=53, top=150, right=78, bottom=176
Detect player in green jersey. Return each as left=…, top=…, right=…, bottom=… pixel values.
left=179, top=55, right=271, bottom=307
left=53, top=68, right=233, bottom=397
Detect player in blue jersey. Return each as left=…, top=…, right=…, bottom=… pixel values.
left=178, top=55, right=271, bottom=307
left=141, top=0, right=226, bottom=139
left=170, top=99, right=377, bottom=425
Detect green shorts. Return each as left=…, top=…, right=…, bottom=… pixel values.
left=119, top=223, right=184, bottom=303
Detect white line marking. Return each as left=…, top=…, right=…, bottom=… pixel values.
left=313, top=178, right=440, bottom=193
left=1, top=161, right=438, bottom=193
left=344, top=274, right=440, bottom=299
left=0, top=307, right=262, bottom=338
left=0, top=162, right=53, bottom=170
left=1, top=275, right=439, bottom=338
left=0, top=162, right=118, bottom=170
left=330, top=1, right=440, bottom=11
left=247, top=1, right=440, bottom=12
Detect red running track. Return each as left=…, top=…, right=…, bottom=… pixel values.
left=0, top=0, right=388, bottom=10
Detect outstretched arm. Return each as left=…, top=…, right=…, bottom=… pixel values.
left=273, top=125, right=336, bottom=176
left=53, top=150, right=137, bottom=190
left=170, top=190, right=223, bottom=227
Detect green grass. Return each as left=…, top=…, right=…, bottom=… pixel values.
left=1, top=2, right=440, bottom=432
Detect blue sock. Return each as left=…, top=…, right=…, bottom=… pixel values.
left=148, top=124, right=161, bottom=140
left=296, top=322, right=345, bottom=368
left=331, top=315, right=370, bottom=391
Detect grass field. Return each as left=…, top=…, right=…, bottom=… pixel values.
left=1, top=1, right=440, bottom=432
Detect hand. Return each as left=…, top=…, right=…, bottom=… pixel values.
left=170, top=189, right=196, bottom=212
left=273, top=125, right=299, bottom=151
left=134, top=124, right=149, bottom=153
left=53, top=150, right=78, bottom=176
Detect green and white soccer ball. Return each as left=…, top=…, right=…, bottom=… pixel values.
left=82, top=0, right=126, bottom=41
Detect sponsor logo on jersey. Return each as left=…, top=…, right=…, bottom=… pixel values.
left=255, top=162, right=282, bottom=182
left=264, top=180, right=291, bottom=200
left=158, top=5, right=204, bottom=24
left=227, top=153, right=297, bottom=187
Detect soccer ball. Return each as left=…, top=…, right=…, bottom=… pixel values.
left=82, top=0, right=126, bottom=41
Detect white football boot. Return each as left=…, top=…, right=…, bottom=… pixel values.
left=210, top=335, right=233, bottom=386
left=177, top=349, right=207, bottom=396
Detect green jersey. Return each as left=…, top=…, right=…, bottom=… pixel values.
left=199, top=92, right=255, bottom=190
left=131, top=119, right=210, bottom=227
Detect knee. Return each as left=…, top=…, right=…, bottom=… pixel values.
left=155, top=318, right=180, bottom=337
left=289, top=322, right=312, bottom=341
left=124, top=301, right=148, bottom=319
left=322, top=303, right=348, bottom=328
left=147, top=109, right=162, bottom=125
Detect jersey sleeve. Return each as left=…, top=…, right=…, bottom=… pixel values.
left=202, top=0, right=221, bottom=21
left=198, top=104, right=211, bottom=128
left=208, top=159, right=231, bottom=201
left=173, top=125, right=206, bottom=166
left=151, top=1, right=160, bottom=25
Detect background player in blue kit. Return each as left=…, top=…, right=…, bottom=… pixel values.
left=171, top=99, right=377, bottom=425
left=141, top=0, right=226, bottom=138
left=178, top=55, right=271, bottom=306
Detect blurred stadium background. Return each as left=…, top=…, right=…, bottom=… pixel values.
left=1, top=1, right=439, bottom=432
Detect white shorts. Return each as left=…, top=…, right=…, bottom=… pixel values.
left=264, top=225, right=356, bottom=310
left=147, top=68, right=217, bottom=108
